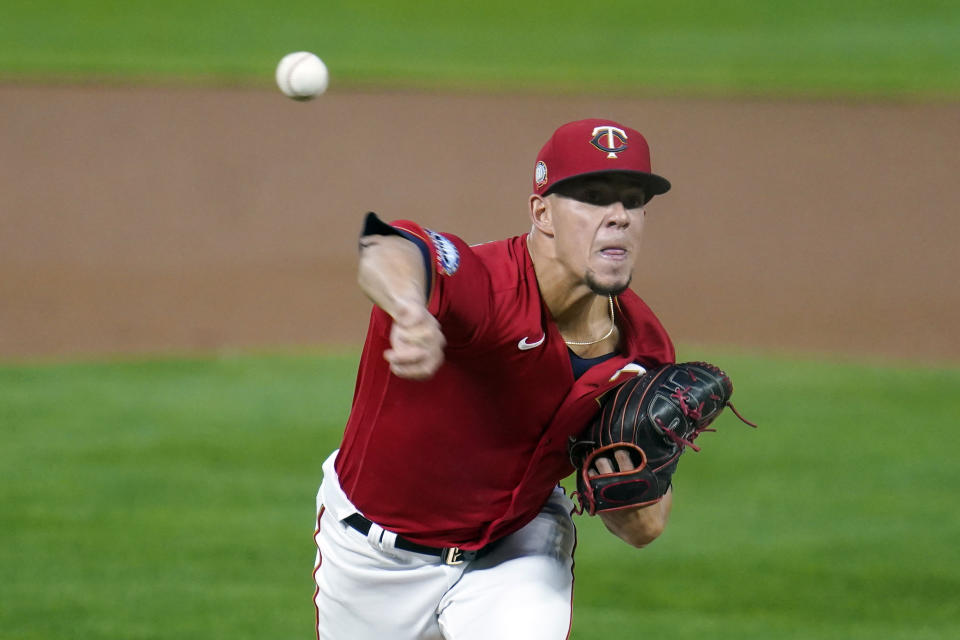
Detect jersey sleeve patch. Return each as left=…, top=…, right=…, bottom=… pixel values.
left=426, top=228, right=461, bottom=276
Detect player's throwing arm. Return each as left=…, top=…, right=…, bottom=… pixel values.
left=358, top=233, right=446, bottom=380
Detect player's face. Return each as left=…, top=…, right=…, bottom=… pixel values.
left=547, top=175, right=647, bottom=296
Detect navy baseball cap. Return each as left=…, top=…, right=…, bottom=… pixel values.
left=533, top=119, right=671, bottom=201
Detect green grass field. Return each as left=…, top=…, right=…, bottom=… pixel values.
left=2, top=351, right=958, bottom=639
left=2, top=0, right=959, bottom=98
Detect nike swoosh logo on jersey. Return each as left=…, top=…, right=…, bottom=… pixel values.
left=517, top=334, right=546, bottom=350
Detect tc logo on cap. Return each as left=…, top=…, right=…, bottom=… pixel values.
left=590, top=126, right=629, bottom=159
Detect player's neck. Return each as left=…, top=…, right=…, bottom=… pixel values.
left=550, top=290, right=607, bottom=327
left=556, top=293, right=619, bottom=355
left=527, top=246, right=617, bottom=354
left=527, top=233, right=577, bottom=317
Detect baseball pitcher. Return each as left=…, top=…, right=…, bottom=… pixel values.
left=312, top=119, right=748, bottom=639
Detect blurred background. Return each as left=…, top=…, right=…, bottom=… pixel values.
left=1, top=1, right=958, bottom=638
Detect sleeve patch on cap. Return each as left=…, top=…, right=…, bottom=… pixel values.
left=426, top=229, right=460, bottom=276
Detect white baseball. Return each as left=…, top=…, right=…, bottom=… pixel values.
left=275, top=52, right=329, bottom=100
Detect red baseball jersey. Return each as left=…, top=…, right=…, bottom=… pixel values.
left=335, top=219, right=675, bottom=549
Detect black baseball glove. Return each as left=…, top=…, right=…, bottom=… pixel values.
left=570, top=361, right=755, bottom=515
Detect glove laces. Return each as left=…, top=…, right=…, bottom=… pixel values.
left=660, top=386, right=757, bottom=454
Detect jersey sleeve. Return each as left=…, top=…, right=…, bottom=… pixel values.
left=361, top=212, right=494, bottom=347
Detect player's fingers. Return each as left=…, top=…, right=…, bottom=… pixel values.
left=614, top=448, right=635, bottom=471
left=390, top=363, right=433, bottom=380
left=391, top=363, right=440, bottom=380
left=384, top=349, right=443, bottom=380
left=392, top=327, right=446, bottom=354
left=592, top=456, right=615, bottom=475
left=395, top=332, right=429, bottom=348
left=385, top=345, right=442, bottom=367
left=384, top=347, right=419, bottom=365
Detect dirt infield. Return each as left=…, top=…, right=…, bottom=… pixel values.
left=1, top=85, right=957, bottom=363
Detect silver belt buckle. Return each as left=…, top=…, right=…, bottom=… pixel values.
left=442, top=547, right=464, bottom=565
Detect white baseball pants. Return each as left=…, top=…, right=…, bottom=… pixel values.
left=313, top=452, right=577, bottom=640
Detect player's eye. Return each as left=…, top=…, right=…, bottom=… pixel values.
left=584, top=189, right=604, bottom=205
left=622, top=195, right=645, bottom=209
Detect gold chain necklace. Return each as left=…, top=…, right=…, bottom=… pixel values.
left=563, top=295, right=615, bottom=346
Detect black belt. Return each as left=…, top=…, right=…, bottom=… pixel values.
left=343, top=513, right=491, bottom=565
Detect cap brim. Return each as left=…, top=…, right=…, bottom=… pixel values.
left=544, top=170, right=671, bottom=201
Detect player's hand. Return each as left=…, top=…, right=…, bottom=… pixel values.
left=384, top=299, right=446, bottom=380
left=587, top=448, right=636, bottom=476
left=587, top=449, right=672, bottom=549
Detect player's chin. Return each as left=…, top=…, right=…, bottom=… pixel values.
left=585, top=269, right=632, bottom=297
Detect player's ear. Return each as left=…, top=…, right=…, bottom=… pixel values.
left=529, top=194, right=555, bottom=236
